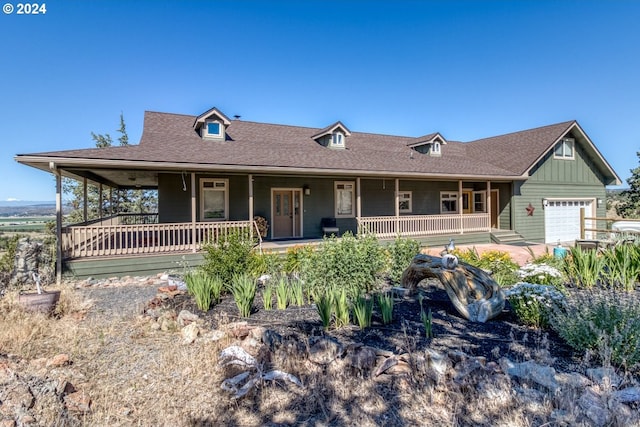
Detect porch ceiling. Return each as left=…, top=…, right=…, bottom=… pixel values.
left=63, top=168, right=159, bottom=189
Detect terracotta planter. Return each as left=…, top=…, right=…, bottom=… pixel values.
left=18, top=290, right=61, bottom=314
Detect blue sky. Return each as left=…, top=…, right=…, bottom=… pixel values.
left=1, top=0, right=638, bottom=201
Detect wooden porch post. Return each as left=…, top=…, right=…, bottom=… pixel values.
left=356, top=177, right=361, bottom=233
left=458, top=180, right=463, bottom=234
left=99, top=184, right=103, bottom=219
left=191, top=173, right=197, bottom=253
left=487, top=180, right=491, bottom=231
left=55, top=169, right=63, bottom=285
left=395, top=178, right=400, bottom=236
left=83, top=177, right=88, bottom=223
left=109, top=187, right=113, bottom=215
left=248, top=174, right=254, bottom=221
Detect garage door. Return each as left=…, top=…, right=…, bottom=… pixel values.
left=544, top=200, right=593, bottom=243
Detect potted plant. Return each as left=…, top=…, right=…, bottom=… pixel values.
left=18, top=272, right=60, bottom=313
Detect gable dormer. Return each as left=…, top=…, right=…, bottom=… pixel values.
left=312, top=121, right=352, bottom=150
left=408, top=132, right=447, bottom=157
left=193, top=107, right=232, bottom=141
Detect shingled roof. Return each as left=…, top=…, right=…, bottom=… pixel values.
left=15, top=109, right=621, bottom=185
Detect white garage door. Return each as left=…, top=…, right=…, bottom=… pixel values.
left=544, top=200, right=593, bottom=243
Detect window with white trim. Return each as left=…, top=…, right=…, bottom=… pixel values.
left=200, top=179, right=228, bottom=220
left=431, top=141, right=441, bottom=156
left=335, top=181, right=355, bottom=217
left=398, top=191, right=412, bottom=213
left=330, top=131, right=345, bottom=148
left=554, top=138, right=574, bottom=159
left=204, top=120, right=224, bottom=139
left=440, top=192, right=458, bottom=213
left=473, top=191, right=486, bottom=212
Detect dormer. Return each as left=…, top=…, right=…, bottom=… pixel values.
left=408, top=132, right=447, bottom=157
left=193, top=107, right=232, bottom=141
left=312, top=121, right=351, bottom=150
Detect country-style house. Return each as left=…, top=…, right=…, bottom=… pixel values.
left=15, top=107, right=621, bottom=279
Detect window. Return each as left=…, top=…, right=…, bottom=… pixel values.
left=473, top=191, right=486, bottom=212
left=204, top=120, right=223, bottom=139
left=554, top=138, right=574, bottom=159
left=431, top=142, right=441, bottom=156
left=335, top=181, right=355, bottom=217
left=440, top=192, right=458, bottom=213
left=200, top=179, right=228, bottom=220
left=398, top=191, right=412, bottom=213
left=331, top=132, right=344, bottom=147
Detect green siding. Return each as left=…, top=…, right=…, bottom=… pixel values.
left=64, top=253, right=205, bottom=279
left=513, top=138, right=608, bottom=242
left=158, top=173, right=192, bottom=222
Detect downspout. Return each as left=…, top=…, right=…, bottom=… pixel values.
left=248, top=174, right=254, bottom=237
left=191, top=173, right=196, bottom=253
left=50, top=162, right=62, bottom=285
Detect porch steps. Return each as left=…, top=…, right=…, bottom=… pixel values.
left=490, top=229, right=526, bottom=245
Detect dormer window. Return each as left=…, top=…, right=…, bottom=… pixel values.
left=331, top=132, right=344, bottom=147
left=193, top=107, right=232, bottom=141
left=431, top=141, right=441, bottom=156
left=312, top=121, right=351, bottom=150
left=206, top=121, right=222, bottom=138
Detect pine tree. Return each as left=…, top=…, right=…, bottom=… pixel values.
left=64, top=114, right=157, bottom=224
left=616, top=151, right=640, bottom=218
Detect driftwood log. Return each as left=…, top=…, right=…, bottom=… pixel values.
left=401, top=254, right=505, bottom=323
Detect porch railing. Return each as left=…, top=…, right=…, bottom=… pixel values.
left=357, top=214, right=490, bottom=239
left=66, top=213, right=159, bottom=227
left=62, top=220, right=256, bottom=259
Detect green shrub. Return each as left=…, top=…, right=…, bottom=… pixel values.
left=0, top=234, right=20, bottom=273
left=505, top=283, right=566, bottom=328
left=419, top=294, right=434, bottom=339
left=185, top=271, right=224, bottom=311
left=601, top=244, right=640, bottom=291
left=564, top=246, right=604, bottom=289
left=275, top=276, right=289, bottom=310
left=248, top=250, right=284, bottom=278
left=202, top=231, right=255, bottom=286
left=387, top=237, right=420, bottom=284
left=377, top=292, right=394, bottom=325
left=230, top=273, right=257, bottom=317
left=315, top=292, right=333, bottom=329
left=262, top=283, right=273, bottom=310
left=452, top=248, right=519, bottom=286
left=284, top=245, right=314, bottom=275
left=550, top=289, right=640, bottom=371
left=290, top=279, right=304, bottom=307
left=300, top=232, right=386, bottom=298
left=333, top=288, right=350, bottom=328
left=352, top=295, right=373, bottom=329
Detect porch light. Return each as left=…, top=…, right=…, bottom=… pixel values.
left=542, top=199, right=548, bottom=208
left=303, top=185, right=310, bottom=196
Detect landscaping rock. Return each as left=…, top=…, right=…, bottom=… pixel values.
left=181, top=322, right=200, bottom=344
left=347, top=345, right=377, bottom=372
left=499, top=358, right=559, bottom=393
left=308, top=336, right=344, bottom=365
left=64, top=391, right=91, bottom=413
left=177, top=309, right=199, bottom=327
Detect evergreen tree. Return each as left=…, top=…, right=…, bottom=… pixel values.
left=64, top=114, right=157, bottom=224
left=616, top=151, right=640, bottom=218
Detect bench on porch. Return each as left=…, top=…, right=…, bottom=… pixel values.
left=321, top=217, right=339, bottom=236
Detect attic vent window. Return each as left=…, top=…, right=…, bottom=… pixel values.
left=431, top=141, right=441, bottom=156
left=554, top=138, right=575, bottom=159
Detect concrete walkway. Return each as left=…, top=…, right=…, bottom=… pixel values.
left=422, top=242, right=556, bottom=266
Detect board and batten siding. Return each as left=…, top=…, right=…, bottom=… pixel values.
left=513, top=141, right=608, bottom=242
